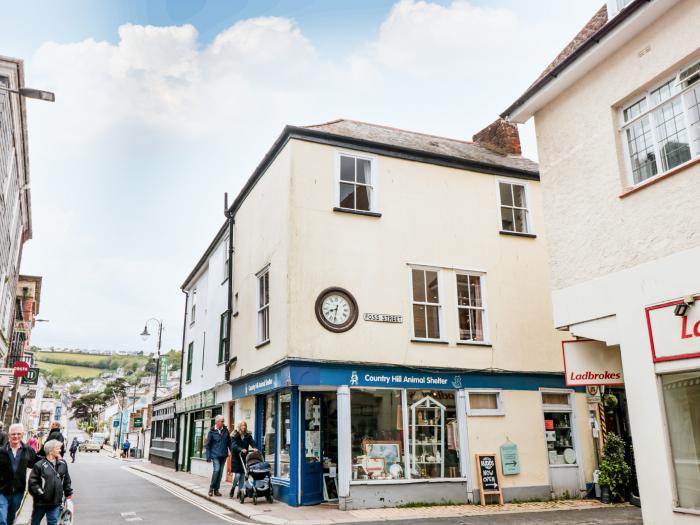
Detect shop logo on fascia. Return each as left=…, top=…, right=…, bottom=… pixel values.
left=350, top=371, right=359, bottom=385
left=452, top=376, right=462, bottom=389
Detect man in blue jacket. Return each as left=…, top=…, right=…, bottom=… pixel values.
left=205, top=415, right=230, bottom=497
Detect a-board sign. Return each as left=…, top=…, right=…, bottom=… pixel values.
left=475, top=453, right=503, bottom=505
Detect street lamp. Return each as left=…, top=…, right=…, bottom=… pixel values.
left=140, top=319, right=163, bottom=402
left=0, top=85, right=55, bottom=102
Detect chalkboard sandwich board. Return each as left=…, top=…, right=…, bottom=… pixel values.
left=475, top=453, right=503, bottom=505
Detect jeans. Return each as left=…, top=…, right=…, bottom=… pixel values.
left=0, top=492, right=25, bottom=525
left=30, top=506, right=60, bottom=525
left=210, top=456, right=227, bottom=490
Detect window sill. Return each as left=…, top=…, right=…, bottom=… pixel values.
left=255, top=340, right=270, bottom=349
left=456, top=341, right=492, bottom=347
left=351, top=478, right=468, bottom=485
left=410, top=339, right=449, bottom=345
left=499, top=230, right=536, bottom=238
left=185, top=380, right=191, bottom=384
left=217, top=361, right=226, bottom=366
left=674, top=507, right=700, bottom=516
left=467, top=411, right=504, bottom=417
left=547, top=464, right=578, bottom=468
left=333, top=207, right=382, bottom=218
left=620, top=156, right=700, bottom=198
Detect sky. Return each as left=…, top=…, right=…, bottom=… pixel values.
left=0, top=0, right=603, bottom=354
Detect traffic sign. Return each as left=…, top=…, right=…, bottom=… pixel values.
left=13, top=361, right=30, bottom=378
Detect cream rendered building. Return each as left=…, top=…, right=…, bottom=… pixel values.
left=178, top=119, right=595, bottom=508
left=503, top=0, right=700, bottom=522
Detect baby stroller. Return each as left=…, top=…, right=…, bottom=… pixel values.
left=239, top=450, right=273, bottom=504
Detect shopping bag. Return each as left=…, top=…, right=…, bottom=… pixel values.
left=59, top=499, right=74, bottom=525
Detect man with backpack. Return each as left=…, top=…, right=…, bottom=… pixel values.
left=28, top=439, right=73, bottom=525
left=122, top=438, right=131, bottom=459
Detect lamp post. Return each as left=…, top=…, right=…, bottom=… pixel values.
left=140, top=319, right=163, bottom=403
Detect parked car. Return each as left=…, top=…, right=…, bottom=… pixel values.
left=82, top=438, right=102, bottom=453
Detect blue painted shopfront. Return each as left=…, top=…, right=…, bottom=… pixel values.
left=232, top=360, right=578, bottom=507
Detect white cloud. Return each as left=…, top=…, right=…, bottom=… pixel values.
left=21, top=0, right=601, bottom=351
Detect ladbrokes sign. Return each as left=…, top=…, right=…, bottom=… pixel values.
left=646, top=294, right=700, bottom=363
left=562, top=340, right=624, bottom=386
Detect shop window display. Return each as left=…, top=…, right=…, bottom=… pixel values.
left=264, top=394, right=277, bottom=475
left=543, top=412, right=576, bottom=465
left=662, top=371, right=700, bottom=510
left=278, top=391, right=291, bottom=478
left=350, top=389, right=404, bottom=481
left=408, top=390, right=461, bottom=479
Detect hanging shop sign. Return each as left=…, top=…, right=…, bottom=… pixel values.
left=562, top=340, right=624, bottom=386
left=22, top=368, right=39, bottom=385
left=500, top=442, right=520, bottom=476
left=13, top=361, right=30, bottom=378
left=159, top=356, right=169, bottom=385
left=646, top=294, right=700, bottom=362
left=363, top=313, right=403, bottom=323
left=476, top=453, right=503, bottom=505
left=175, top=388, right=217, bottom=413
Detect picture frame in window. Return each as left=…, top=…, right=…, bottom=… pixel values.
left=323, top=473, right=339, bottom=501
left=362, top=439, right=402, bottom=465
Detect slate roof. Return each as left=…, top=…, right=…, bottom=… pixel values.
left=304, top=119, right=539, bottom=175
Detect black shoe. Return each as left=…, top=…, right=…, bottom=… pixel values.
left=229, top=489, right=235, bottom=499
left=208, top=489, right=214, bottom=496
left=214, top=490, right=222, bottom=497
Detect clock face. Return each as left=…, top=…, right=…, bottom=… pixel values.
left=315, top=288, right=358, bottom=333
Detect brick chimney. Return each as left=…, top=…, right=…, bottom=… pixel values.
left=472, top=118, right=521, bottom=156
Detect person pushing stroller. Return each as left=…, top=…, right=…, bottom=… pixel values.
left=229, top=421, right=256, bottom=499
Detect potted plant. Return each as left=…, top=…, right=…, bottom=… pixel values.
left=603, top=393, right=618, bottom=413
left=598, top=433, right=631, bottom=503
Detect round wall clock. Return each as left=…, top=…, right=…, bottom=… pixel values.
left=315, top=287, right=358, bottom=333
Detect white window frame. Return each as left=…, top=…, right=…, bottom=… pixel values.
left=539, top=387, right=584, bottom=474
left=465, top=389, right=503, bottom=416
left=408, top=265, right=445, bottom=342
left=189, top=288, right=196, bottom=326
left=334, top=151, right=379, bottom=213
left=256, top=266, right=270, bottom=346
left=454, top=271, right=490, bottom=345
left=222, top=236, right=230, bottom=284
left=496, top=178, right=533, bottom=235
left=619, top=58, right=700, bottom=188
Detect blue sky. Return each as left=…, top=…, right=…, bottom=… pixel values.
left=0, top=0, right=603, bottom=353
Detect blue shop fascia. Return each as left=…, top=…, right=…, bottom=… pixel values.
left=231, top=358, right=579, bottom=509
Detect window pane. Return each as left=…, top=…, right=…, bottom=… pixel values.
left=351, top=389, right=404, bottom=481
left=264, top=394, right=277, bottom=475
left=458, top=308, right=471, bottom=340
left=278, top=392, right=291, bottom=479
left=355, top=185, right=370, bottom=211
left=512, top=184, right=526, bottom=207
left=513, top=208, right=528, bottom=233
left=654, top=99, right=692, bottom=171
left=356, top=158, right=371, bottom=184
left=499, top=182, right=513, bottom=206
left=259, top=275, right=265, bottom=308
left=542, top=393, right=569, bottom=405
left=662, top=371, right=700, bottom=510
left=469, top=276, right=482, bottom=307
left=625, top=117, right=658, bottom=184
left=426, top=305, right=440, bottom=339
left=456, top=275, right=469, bottom=306
left=412, top=304, right=426, bottom=338
left=426, top=271, right=439, bottom=303
left=412, top=270, right=426, bottom=302
left=544, top=412, right=575, bottom=465
left=340, top=156, right=355, bottom=182
left=470, top=393, right=497, bottom=410
left=470, top=309, right=484, bottom=341
left=501, top=207, right=515, bottom=231
left=408, top=390, right=461, bottom=478
left=685, top=85, right=700, bottom=153
left=264, top=272, right=269, bottom=306
left=339, top=183, right=355, bottom=209
left=650, top=79, right=679, bottom=106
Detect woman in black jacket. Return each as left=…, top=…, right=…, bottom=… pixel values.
left=39, top=422, right=65, bottom=457
left=28, top=439, right=73, bottom=525
left=228, top=421, right=257, bottom=498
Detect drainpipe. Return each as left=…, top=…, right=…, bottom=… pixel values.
left=224, top=194, right=236, bottom=381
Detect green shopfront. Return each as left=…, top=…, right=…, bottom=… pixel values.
left=231, top=359, right=579, bottom=509
left=176, top=388, right=222, bottom=475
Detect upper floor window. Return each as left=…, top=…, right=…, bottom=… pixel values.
left=185, top=341, right=193, bottom=382
left=190, top=289, right=197, bottom=325
left=218, top=311, right=229, bottom=364
left=621, top=59, right=700, bottom=186
left=222, top=236, right=230, bottom=283
left=257, top=267, right=270, bottom=345
left=338, top=154, right=375, bottom=212
left=410, top=268, right=442, bottom=340
left=456, top=273, right=487, bottom=343
left=498, top=181, right=530, bottom=234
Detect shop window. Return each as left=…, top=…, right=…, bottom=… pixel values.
left=278, top=391, right=291, bottom=478
left=466, top=390, right=503, bottom=416
left=263, top=393, right=277, bottom=476
left=411, top=268, right=442, bottom=340
left=662, top=371, right=700, bottom=510
left=542, top=392, right=576, bottom=466
left=350, top=389, right=405, bottom=481
left=191, top=408, right=222, bottom=459
left=408, top=390, right=461, bottom=479
left=456, top=273, right=487, bottom=342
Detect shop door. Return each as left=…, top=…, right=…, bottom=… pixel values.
left=300, top=393, right=323, bottom=505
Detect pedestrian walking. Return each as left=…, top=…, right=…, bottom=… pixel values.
left=27, top=434, right=39, bottom=452
left=205, top=415, right=230, bottom=497
left=229, top=420, right=257, bottom=499
left=39, top=423, right=65, bottom=458
left=0, top=424, right=7, bottom=449
left=0, top=423, right=39, bottom=525
left=121, top=438, right=130, bottom=459
left=68, top=438, right=79, bottom=464
left=28, top=440, right=73, bottom=525
left=112, top=440, right=118, bottom=457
